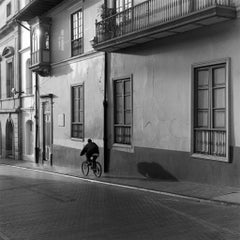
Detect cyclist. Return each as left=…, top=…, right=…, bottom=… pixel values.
left=80, top=139, right=99, bottom=170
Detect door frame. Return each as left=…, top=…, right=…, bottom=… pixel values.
left=40, top=94, right=53, bottom=165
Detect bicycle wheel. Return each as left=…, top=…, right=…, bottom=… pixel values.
left=93, top=162, right=102, bottom=178
left=81, top=161, right=89, bottom=176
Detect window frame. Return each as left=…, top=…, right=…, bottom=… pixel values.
left=6, top=2, right=11, bottom=18
left=26, top=59, right=33, bottom=95
left=0, top=61, right=1, bottom=99
left=191, top=58, right=230, bottom=162
left=113, top=75, right=133, bottom=147
left=71, top=9, right=84, bottom=57
left=71, top=84, right=84, bottom=140
left=6, top=58, right=14, bottom=99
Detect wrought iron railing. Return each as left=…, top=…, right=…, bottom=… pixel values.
left=95, top=0, right=233, bottom=44
left=194, top=129, right=226, bottom=157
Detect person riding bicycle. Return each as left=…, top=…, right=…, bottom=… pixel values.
left=80, top=139, right=99, bottom=170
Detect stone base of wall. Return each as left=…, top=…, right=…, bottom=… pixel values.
left=107, top=146, right=240, bottom=187
left=52, top=144, right=104, bottom=171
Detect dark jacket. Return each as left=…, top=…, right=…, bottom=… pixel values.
left=80, top=142, right=99, bottom=158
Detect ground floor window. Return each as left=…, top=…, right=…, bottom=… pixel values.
left=71, top=84, right=84, bottom=139
left=113, top=76, right=132, bottom=145
left=192, top=59, right=229, bottom=161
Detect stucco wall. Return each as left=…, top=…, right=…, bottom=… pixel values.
left=105, top=14, right=240, bottom=186
left=109, top=18, right=240, bottom=152
left=39, top=52, right=105, bottom=158
left=49, top=0, right=103, bottom=63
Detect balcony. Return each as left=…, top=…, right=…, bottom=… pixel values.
left=15, top=0, right=65, bottom=22
left=93, top=0, right=236, bottom=52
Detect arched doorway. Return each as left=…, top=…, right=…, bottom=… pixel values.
left=25, top=120, right=33, bottom=155
left=6, top=119, right=14, bottom=158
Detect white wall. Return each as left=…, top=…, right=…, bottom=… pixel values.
left=110, top=17, right=240, bottom=152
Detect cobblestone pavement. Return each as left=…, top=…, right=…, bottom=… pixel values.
left=0, top=165, right=240, bottom=240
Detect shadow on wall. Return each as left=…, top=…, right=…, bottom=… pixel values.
left=51, top=64, right=73, bottom=77
left=138, top=162, right=178, bottom=181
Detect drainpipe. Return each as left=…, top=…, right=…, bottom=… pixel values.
left=17, top=23, right=22, bottom=160
left=34, top=72, right=39, bottom=163
left=103, top=52, right=108, bottom=172
left=103, top=0, right=109, bottom=172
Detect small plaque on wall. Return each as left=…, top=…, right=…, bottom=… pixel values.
left=58, top=114, right=65, bottom=127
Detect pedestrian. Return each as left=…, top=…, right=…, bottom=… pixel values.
left=80, top=139, right=99, bottom=169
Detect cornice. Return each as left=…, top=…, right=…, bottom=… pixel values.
left=0, top=20, right=17, bottom=40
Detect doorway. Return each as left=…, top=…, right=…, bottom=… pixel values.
left=6, top=119, right=14, bottom=158
left=42, top=100, right=52, bottom=163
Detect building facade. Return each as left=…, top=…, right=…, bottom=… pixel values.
left=16, top=0, right=240, bottom=187
left=93, top=0, right=240, bottom=187
left=16, top=0, right=105, bottom=169
left=0, top=0, right=21, bottom=160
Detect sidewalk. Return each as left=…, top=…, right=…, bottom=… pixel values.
left=1, top=158, right=240, bottom=206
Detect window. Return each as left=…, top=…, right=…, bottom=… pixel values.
left=114, top=77, right=132, bottom=145
left=115, top=0, right=132, bottom=34
left=6, top=61, right=14, bottom=98
left=26, top=59, right=32, bottom=94
left=71, top=85, right=84, bottom=139
left=71, top=9, right=83, bottom=56
left=115, top=0, right=132, bottom=13
left=6, top=2, right=11, bottom=17
left=0, top=62, right=1, bottom=99
left=193, top=60, right=229, bottom=160
left=31, top=27, right=40, bottom=65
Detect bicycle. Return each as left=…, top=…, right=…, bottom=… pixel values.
left=81, top=153, right=102, bottom=178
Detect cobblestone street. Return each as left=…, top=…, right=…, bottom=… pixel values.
left=0, top=165, right=240, bottom=240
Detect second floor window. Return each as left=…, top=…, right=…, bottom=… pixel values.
left=6, top=61, right=14, bottom=98
left=26, top=59, right=32, bottom=94
left=71, top=85, right=84, bottom=139
left=116, top=0, right=132, bottom=13
left=6, top=2, right=11, bottom=17
left=71, top=9, right=83, bottom=56
left=31, top=28, right=40, bottom=65
left=0, top=62, right=1, bottom=99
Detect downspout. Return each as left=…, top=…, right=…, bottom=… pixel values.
left=17, top=23, right=22, bottom=160
left=34, top=72, right=39, bottom=163
left=103, top=52, right=108, bottom=172
left=103, top=0, right=109, bottom=172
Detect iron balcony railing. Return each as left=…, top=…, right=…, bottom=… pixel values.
left=95, top=0, right=234, bottom=44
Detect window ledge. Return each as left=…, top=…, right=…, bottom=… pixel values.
left=112, top=143, right=134, bottom=153
left=71, top=138, right=84, bottom=142
left=191, top=153, right=229, bottom=163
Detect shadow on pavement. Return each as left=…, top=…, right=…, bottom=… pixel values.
left=138, top=162, right=178, bottom=181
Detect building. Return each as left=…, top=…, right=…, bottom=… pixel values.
left=0, top=0, right=21, bottom=160
left=15, top=0, right=240, bottom=188
left=18, top=0, right=35, bottom=162
left=92, top=0, right=240, bottom=187
left=16, top=0, right=106, bottom=169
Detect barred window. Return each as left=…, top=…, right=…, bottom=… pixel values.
left=71, top=85, right=84, bottom=139
left=193, top=61, right=229, bottom=161
left=71, top=9, right=83, bottom=56
left=114, top=77, right=132, bottom=145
